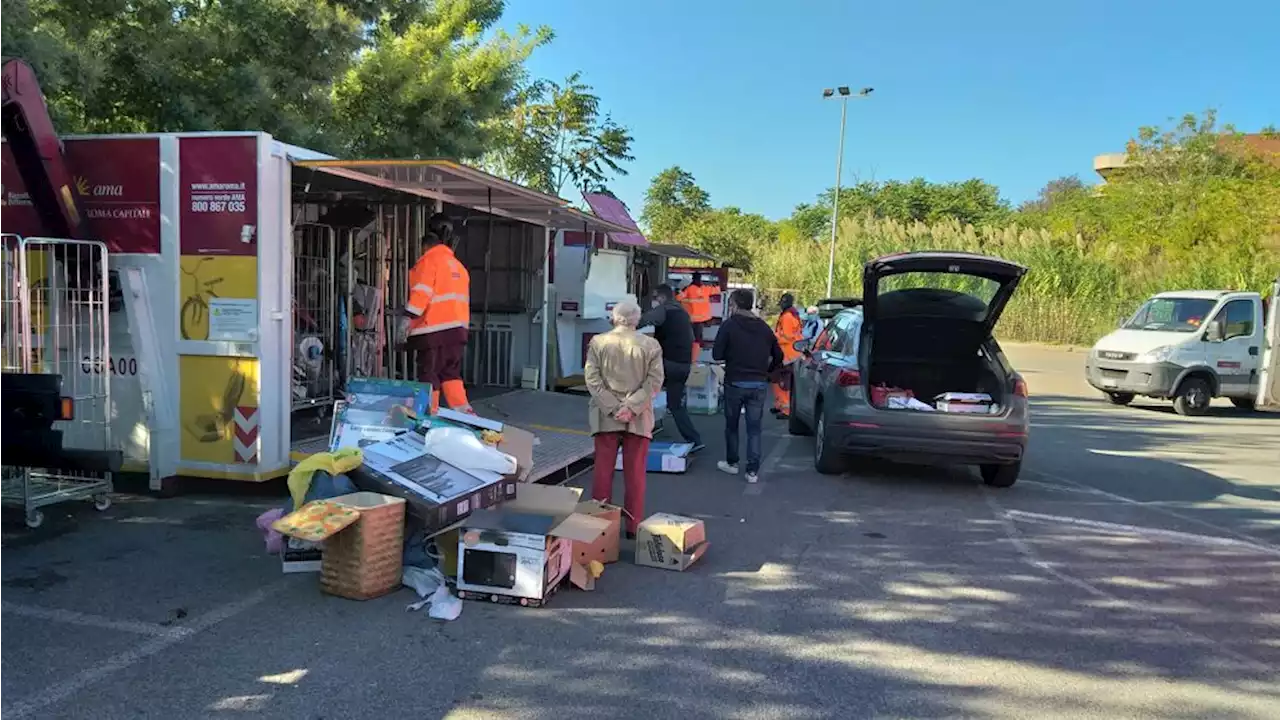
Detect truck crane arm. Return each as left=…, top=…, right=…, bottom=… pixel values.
left=2, top=56, right=86, bottom=240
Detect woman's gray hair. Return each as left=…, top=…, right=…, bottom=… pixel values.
left=611, top=299, right=643, bottom=328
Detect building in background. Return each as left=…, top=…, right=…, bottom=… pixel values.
left=1094, top=133, right=1280, bottom=181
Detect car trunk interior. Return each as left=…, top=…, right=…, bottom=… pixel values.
left=864, top=318, right=1008, bottom=408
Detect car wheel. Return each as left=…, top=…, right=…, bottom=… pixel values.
left=1172, top=377, right=1212, bottom=416
left=981, top=461, right=1020, bottom=488
left=1230, top=397, right=1257, bottom=411
left=1105, top=392, right=1135, bottom=406
left=813, top=404, right=843, bottom=475
left=788, top=407, right=812, bottom=436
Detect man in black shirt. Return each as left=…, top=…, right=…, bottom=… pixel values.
left=639, top=284, right=704, bottom=451
left=712, top=288, right=783, bottom=483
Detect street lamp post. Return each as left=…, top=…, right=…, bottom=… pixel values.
left=821, top=86, right=873, bottom=297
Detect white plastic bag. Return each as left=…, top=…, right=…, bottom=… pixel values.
left=423, top=426, right=516, bottom=475
left=403, top=566, right=461, bottom=620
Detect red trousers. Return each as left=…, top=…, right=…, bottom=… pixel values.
left=592, top=431, right=649, bottom=534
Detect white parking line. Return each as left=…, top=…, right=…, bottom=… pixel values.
left=982, top=490, right=1273, bottom=674
left=1028, top=468, right=1280, bottom=553
left=1, top=602, right=190, bottom=638
left=1003, top=510, right=1280, bottom=556
left=3, top=577, right=296, bottom=720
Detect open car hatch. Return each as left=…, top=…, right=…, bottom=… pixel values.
left=861, top=251, right=1028, bottom=333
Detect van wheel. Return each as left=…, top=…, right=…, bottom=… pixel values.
left=813, top=405, right=844, bottom=475
left=1105, top=392, right=1135, bottom=406
left=980, top=462, right=1020, bottom=488
left=1172, top=377, right=1212, bottom=416
left=1230, top=397, right=1257, bottom=411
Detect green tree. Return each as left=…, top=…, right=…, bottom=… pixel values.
left=1018, top=175, right=1088, bottom=215
left=481, top=71, right=634, bottom=196
left=332, top=4, right=551, bottom=158
left=2, top=0, right=549, bottom=158
left=790, top=177, right=1011, bottom=239
left=684, top=207, right=773, bottom=270
left=640, top=165, right=711, bottom=241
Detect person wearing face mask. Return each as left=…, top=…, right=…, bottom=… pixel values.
left=771, top=293, right=804, bottom=419
left=712, top=289, right=783, bottom=484
left=638, top=283, right=704, bottom=452
left=677, top=274, right=714, bottom=362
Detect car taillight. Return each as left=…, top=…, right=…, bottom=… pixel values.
left=1013, top=376, right=1028, bottom=398
left=837, top=369, right=861, bottom=387
left=59, top=396, right=75, bottom=420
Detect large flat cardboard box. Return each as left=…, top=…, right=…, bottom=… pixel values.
left=617, top=441, right=694, bottom=474
left=455, top=485, right=611, bottom=607
left=348, top=423, right=536, bottom=536
left=635, top=513, right=709, bottom=571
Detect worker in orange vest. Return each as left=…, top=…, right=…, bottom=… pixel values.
left=402, top=214, right=473, bottom=414
left=771, top=292, right=804, bottom=419
left=677, top=274, right=715, bottom=363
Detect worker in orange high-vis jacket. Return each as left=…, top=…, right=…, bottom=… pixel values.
left=771, top=292, right=804, bottom=419
left=677, top=274, right=714, bottom=363
left=403, top=214, right=473, bottom=415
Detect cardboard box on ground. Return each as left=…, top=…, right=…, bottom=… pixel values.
left=687, top=363, right=724, bottom=415
left=347, top=414, right=536, bottom=537
left=284, top=379, right=533, bottom=570
left=635, top=513, right=709, bottom=571
left=455, top=485, right=613, bottom=607
left=616, top=441, right=695, bottom=473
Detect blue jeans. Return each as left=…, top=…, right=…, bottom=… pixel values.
left=723, top=382, right=766, bottom=474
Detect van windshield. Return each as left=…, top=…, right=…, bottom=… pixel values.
left=1123, top=297, right=1217, bottom=332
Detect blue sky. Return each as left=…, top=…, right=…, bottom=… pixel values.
left=502, top=0, right=1278, bottom=221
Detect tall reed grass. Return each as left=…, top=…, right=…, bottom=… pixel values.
left=748, top=215, right=1278, bottom=346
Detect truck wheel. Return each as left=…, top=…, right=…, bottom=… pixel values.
left=1230, top=397, right=1256, bottom=411
left=813, top=405, right=844, bottom=475
left=1105, top=392, right=1135, bottom=406
left=1172, top=377, right=1212, bottom=416
left=980, top=462, right=1020, bottom=488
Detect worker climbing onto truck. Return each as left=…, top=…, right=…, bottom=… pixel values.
left=401, top=213, right=473, bottom=414
left=771, top=292, right=805, bottom=419
left=678, top=273, right=714, bottom=363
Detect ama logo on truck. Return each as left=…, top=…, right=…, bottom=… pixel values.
left=1, top=138, right=162, bottom=252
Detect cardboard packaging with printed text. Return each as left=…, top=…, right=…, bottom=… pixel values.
left=634, top=513, right=709, bottom=571
left=348, top=422, right=536, bottom=536
left=455, top=485, right=611, bottom=607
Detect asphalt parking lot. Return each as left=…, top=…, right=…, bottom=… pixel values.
left=3, top=343, right=1278, bottom=719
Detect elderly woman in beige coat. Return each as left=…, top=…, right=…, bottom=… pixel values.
left=584, top=299, right=665, bottom=536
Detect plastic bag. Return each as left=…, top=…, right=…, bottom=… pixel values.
left=403, top=566, right=461, bottom=620
left=423, top=426, right=516, bottom=475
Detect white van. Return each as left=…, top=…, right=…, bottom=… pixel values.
left=1086, top=280, right=1279, bottom=416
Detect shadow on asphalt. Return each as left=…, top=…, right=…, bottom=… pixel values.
left=2, top=406, right=1278, bottom=718
left=1028, top=394, right=1280, bottom=503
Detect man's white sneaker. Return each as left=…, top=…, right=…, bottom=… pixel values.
left=717, top=461, right=739, bottom=475
left=745, top=472, right=759, bottom=484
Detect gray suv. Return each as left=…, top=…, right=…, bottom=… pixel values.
left=789, top=251, right=1030, bottom=487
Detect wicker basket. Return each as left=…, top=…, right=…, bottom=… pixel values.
left=320, top=492, right=406, bottom=600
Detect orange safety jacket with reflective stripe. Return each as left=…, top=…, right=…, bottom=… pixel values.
left=775, top=307, right=804, bottom=364
left=406, top=244, right=470, bottom=337
left=679, top=285, right=714, bottom=323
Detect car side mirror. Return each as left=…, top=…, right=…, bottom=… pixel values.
left=1204, top=320, right=1224, bottom=343
left=793, top=339, right=812, bottom=354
